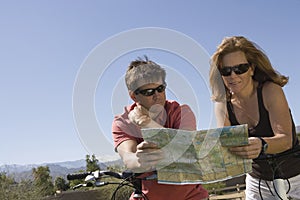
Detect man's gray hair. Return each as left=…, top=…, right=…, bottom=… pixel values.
left=125, top=56, right=166, bottom=92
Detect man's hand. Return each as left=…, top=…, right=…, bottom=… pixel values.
left=134, top=141, right=164, bottom=172
left=129, top=104, right=163, bottom=128
left=128, top=104, right=151, bottom=127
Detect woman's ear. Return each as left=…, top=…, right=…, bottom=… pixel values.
left=250, top=65, right=255, bottom=76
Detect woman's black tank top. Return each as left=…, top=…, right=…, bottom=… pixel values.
left=227, top=83, right=300, bottom=180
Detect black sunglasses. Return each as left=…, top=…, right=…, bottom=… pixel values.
left=134, top=84, right=166, bottom=96
left=219, top=63, right=251, bottom=76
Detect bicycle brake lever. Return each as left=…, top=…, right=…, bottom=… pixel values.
left=95, top=181, right=107, bottom=187
left=85, top=174, right=96, bottom=182
left=72, top=184, right=84, bottom=190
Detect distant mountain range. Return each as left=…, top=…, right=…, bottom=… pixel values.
left=0, top=155, right=123, bottom=182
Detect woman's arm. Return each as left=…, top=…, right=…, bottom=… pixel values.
left=229, top=82, right=294, bottom=159
left=215, top=101, right=263, bottom=159
left=214, top=101, right=231, bottom=127
left=262, top=82, right=293, bottom=153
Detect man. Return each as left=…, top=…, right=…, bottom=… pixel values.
left=112, top=56, right=208, bottom=200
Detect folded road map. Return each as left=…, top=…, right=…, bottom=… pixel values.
left=142, top=124, right=252, bottom=185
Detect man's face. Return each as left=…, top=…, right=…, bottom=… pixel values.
left=131, top=82, right=166, bottom=110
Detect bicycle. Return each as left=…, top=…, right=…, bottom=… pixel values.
left=67, top=170, right=157, bottom=200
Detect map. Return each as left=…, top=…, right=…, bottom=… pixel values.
left=141, top=124, right=252, bottom=185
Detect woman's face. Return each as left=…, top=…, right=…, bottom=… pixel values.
left=220, top=51, right=254, bottom=95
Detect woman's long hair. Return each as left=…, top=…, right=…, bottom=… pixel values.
left=209, top=36, right=288, bottom=102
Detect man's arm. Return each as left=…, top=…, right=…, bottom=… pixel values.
left=178, top=104, right=196, bottom=130
left=117, top=139, right=163, bottom=173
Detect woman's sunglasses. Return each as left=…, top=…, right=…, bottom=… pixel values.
left=134, top=84, right=166, bottom=96
left=219, top=63, right=250, bottom=76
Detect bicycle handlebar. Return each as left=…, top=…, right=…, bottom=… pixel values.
left=66, top=170, right=155, bottom=199
left=67, top=170, right=126, bottom=181
left=67, top=170, right=148, bottom=181
left=67, top=172, right=92, bottom=180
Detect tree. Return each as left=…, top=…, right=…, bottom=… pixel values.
left=32, top=166, right=54, bottom=197
left=54, top=176, right=69, bottom=191
left=106, top=164, right=125, bottom=173
left=86, top=154, right=100, bottom=172
left=17, top=179, right=38, bottom=200
left=0, top=172, right=15, bottom=200
left=0, top=172, right=40, bottom=200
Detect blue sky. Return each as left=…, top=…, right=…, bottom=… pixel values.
left=1, top=1, right=300, bottom=165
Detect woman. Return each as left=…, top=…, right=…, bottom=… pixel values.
left=209, top=36, right=300, bottom=200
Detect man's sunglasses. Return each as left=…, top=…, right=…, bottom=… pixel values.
left=219, top=63, right=251, bottom=76
left=134, top=84, right=166, bottom=96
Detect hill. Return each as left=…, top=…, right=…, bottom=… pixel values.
left=0, top=157, right=123, bottom=182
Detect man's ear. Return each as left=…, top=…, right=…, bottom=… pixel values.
left=129, top=91, right=137, bottom=102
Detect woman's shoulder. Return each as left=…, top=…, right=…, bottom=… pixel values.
left=261, top=81, right=284, bottom=96
left=261, top=81, right=286, bottom=108
left=262, top=81, right=282, bottom=89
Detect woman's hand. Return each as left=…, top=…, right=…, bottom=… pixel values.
left=229, top=137, right=262, bottom=159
